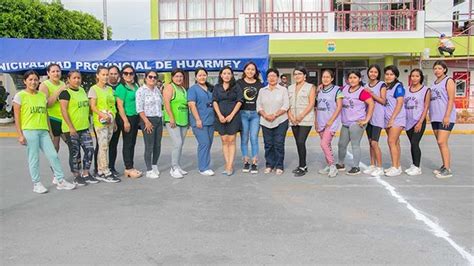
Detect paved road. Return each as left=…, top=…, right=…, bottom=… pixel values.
left=1, top=134, right=473, bottom=265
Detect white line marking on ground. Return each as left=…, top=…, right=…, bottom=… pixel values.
left=345, top=151, right=474, bottom=265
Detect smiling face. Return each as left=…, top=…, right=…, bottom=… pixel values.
left=220, top=68, right=232, bottom=83
left=410, top=71, right=421, bottom=86
left=293, top=70, right=305, bottom=84
left=348, top=73, right=361, bottom=87
left=195, top=69, right=208, bottom=85
left=321, top=71, right=334, bottom=86
left=145, top=72, right=157, bottom=87
left=244, top=64, right=256, bottom=80
left=122, top=67, right=135, bottom=83
left=68, top=72, right=82, bottom=88
left=96, top=69, right=109, bottom=85
left=172, top=71, right=184, bottom=86
left=368, top=67, right=379, bottom=81
left=24, top=74, right=39, bottom=91
left=47, top=65, right=61, bottom=82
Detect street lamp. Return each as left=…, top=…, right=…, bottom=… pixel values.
left=103, top=0, right=108, bottom=40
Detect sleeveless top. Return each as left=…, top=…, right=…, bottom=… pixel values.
left=429, top=76, right=456, bottom=123
left=367, top=81, right=386, bottom=128
left=404, top=85, right=430, bottom=130
left=341, top=86, right=367, bottom=127
left=384, top=82, right=406, bottom=128
left=61, top=87, right=90, bottom=133
left=90, top=84, right=116, bottom=128
left=316, top=85, right=341, bottom=132
left=288, top=82, right=315, bottom=126
left=163, top=83, right=189, bottom=126
left=17, top=90, right=49, bottom=130
left=44, top=79, right=65, bottom=121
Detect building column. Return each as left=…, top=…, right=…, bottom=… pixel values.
left=384, top=55, right=394, bottom=67
left=150, top=0, right=159, bottom=39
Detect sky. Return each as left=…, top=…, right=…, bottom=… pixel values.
left=56, top=0, right=151, bottom=40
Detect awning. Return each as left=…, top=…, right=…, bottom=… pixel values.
left=0, top=35, right=269, bottom=73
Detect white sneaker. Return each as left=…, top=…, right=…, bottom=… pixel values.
left=406, top=166, right=422, bottom=176
left=170, top=168, right=184, bottom=179
left=371, top=167, right=384, bottom=177
left=385, top=167, right=402, bottom=177
left=152, top=165, right=160, bottom=176
left=200, top=169, right=215, bottom=176
left=33, top=182, right=48, bottom=194
left=384, top=167, right=395, bottom=173
left=318, top=166, right=330, bottom=175
left=328, top=165, right=338, bottom=178
left=52, top=177, right=59, bottom=185
left=405, top=164, right=416, bottom=174
left=56, top=180, right=76, bottom=190
left=363, top=165, right=376, bottom=174
left=177, top=167, right=188, bottom=175
left=146, top=170, right=160, bottom=179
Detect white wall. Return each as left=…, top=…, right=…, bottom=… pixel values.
left=424, top=0, right=454, bottom=37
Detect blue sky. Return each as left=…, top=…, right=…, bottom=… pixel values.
left=58, top=0, right=151, bottom=40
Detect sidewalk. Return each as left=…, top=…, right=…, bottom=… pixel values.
left=1, top=122, right=473, bottom=137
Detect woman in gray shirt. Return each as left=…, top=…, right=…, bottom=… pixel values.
left=256, top=68, right=290, bottom=175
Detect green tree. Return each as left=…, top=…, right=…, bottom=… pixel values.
left=0, top=0, right=112, bottom=39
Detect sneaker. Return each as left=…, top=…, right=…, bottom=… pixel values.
left=436, top=168, right=453, bottom=179
left=33, top=182, right=48, bottom=194
left=318, top=166, right=330, bottom=175
left=250, top=164, right=258, bottom=174
left=52, top=177, right=59, bottom=185
left=84, top=175, right=99, bottom=184
left=170, top=168, right=184, bottom=179
left=404, top=164, right=416, bottom=174
left=294, top=167, right=308, bottom=177
left=384, top=167, right=396, bottom=173
left=200, top=169, right=215, bottom=176
left=146, top=170, right=160, bottom=179
left=275, top=169, right=284, bottom=175
left=328, top=165, right=338, bottom=178
left=111, top=169, right=120, bottom=178
left=152, top=165, right=160, bottom=176
left=336, top=164, right=346, bottom=171
left=433, top=165, right=445, bottom=175
left=407, top=166, right=422, bottom=176
left=177, top=167, right=188, bottom=175
left=97, top=173, right=120, bottom=183
left=371, top=167, right=384, bottom=177
left=363, top=165, right=376, bottom=174
left=385, top=167, right=402, bottom=177
left=347, top=167, right=361, bottom=176
left=56, top=180, right=76, bottom=190
left=264, top=167, right=273, bottom=174
left=242, top=162, right=251, bottom=173
left=74, top=176, right=87, bottom=186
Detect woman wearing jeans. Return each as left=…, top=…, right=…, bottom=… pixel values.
left=337, top=71, right=374, bottom=175
left=188, top=68, right=215, bottom=176
left=136, top=70, right=163, bottom=179
left=13, top=70, right=76, bottom=193
left=115, top=65, right=142, bottom=179
left=288, top=66, right=316, bottom=177
left=237, top=62, right=263, bottom=174
left=256, top=68, right=290, bottom=175
left=163, top=68, right=189, bottom=179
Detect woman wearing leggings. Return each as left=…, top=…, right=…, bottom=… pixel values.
left=337, top=71, right=374, bottom=175
left=430, top=61, right=456, bottom=178
left=363, top=65, right=387, bottom=177
left=288, top=66, right=316, bottom=177
left=404, top=69, right=430, bottom=176
left=316, top=69, right=342, bottom=178
left=383, top=65, right=406, bottom=177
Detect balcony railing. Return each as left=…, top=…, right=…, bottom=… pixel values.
left=244, top=12, right=328, bottom=33
left=335, top=10, right=418, bottom=32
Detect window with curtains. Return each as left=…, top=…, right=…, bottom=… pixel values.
left=158, top=0, right=331, bottom=38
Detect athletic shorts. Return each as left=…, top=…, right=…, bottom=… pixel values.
left=366, top=123, right=382, bottom=142
left=49, top=118, right=63, bottom=137
left=431, top=122, right=455, bottom=131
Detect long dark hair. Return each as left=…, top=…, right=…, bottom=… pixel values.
left=367, top=64, right=382, bottom=81
left=218, top=66, right=236, bottom=88
left=194, top=67, right=213, bottom=90
left=120, top=64, right=139, bottom=85
left=433, top=60, right=448, bottom=75
left=241, top=61, right=261, bottom=81
left=384, top=65, right=401, bottom=90
left=409, top=68, right=424, bottom=85
left=23, top=70, right=40, bottom=81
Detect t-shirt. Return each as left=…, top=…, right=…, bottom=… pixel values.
left=393, top=85, right=405, bottom=98
left=359, top=89, right=372, bottom=101
left=237, top=79, right=263, bottom=111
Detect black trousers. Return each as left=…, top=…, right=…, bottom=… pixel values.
left=406, top=120, right=426, bottom=167
left=291, top=125, right=312, bottom=168
left=122, top=115, right=140, bottom=169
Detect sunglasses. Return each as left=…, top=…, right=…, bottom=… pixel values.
left=123, top=71, right=134, bottom=76
left=147, top=75, right=157, bottom=80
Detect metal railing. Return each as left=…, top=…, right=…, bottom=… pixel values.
left=335, top=10, right=418, bottom=32
left=244, top=12, right=328, bottom=33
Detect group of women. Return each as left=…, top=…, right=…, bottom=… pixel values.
left=13, top=60, right=456, bottom=193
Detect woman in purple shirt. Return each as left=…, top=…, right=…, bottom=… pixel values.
left=404, top=69, right=430, bottom=176
left=363, top=65, right=387, bottom=177
left=383, top=65, right=406, bottom=177
left=430, top=61, right=456, bottom=178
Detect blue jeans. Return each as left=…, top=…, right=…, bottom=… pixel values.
left=23, top=130, right=65, bottom=183
left=192, top=125, right=214, bottom=172
left=240, top=110, right=260, bottom=160
left=262, top=120, right=288, bottom=170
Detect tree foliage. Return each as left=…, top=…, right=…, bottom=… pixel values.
left=0, top=0, right=112, bottom=39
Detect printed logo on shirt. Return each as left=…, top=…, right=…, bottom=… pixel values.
left=243, top=86, right=257, bottom=103
left=342, top=99, right=355, bottom=109
left=404, top=96, right=419, bottom=110
left=78, top=100, right=89, bottom=108
left=317, top=98, right=331, bottom=112
left=30, top=106, right=46, bottom=114
left=430, top=89, right=442, bottom=101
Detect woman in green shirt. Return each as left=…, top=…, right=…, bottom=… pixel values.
left=163, top=68, right=189, bottom=179
left=13, top=70, right=76, bottom=194
left=59, top=70, right=97, bottom=186
left=115, top=65, right=142, bottom=179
